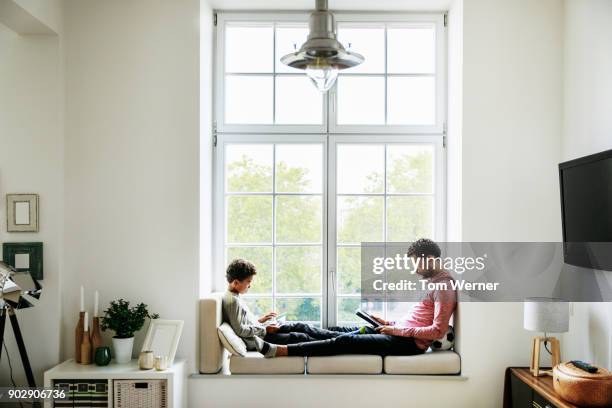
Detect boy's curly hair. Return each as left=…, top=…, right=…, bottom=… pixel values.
left=226, top=258, right=257, bottom=283
left=407, top=238, right=441, bottom=258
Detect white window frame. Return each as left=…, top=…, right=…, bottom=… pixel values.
left=213, top=11, right=447, bottom=327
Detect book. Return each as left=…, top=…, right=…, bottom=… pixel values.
left=355, top=309, right=381, bottom=327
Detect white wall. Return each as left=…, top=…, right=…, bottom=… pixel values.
left=561, top=0, right=612, bottom=370
left=62, top=0, right=201, bottom=372
left=0, top=23, right=63, bottom=386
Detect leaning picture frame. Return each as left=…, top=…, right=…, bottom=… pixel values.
left=6, top=194, right=39, bottom=232
left=141, top=319, right=184, bottom=366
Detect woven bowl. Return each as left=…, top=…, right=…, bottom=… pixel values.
left=553, top=362, right=612, bottom=407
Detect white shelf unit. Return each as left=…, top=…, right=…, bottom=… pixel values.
left=43, top=358, right=186, bottom=408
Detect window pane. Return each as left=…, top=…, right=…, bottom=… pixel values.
left=276, top=196, right=322, bottom=243
left=276, top=144, right=323, bottom=193
left=387, top=145, right=434, bottom=194
left=227, top=247, right=272, bottom=294
left=337, top=76, right=385, bottom=125
left=387, top=77, right=435, bottom=125
left=337, top=196, right=384, bottom=244
left=337, top=297, right=383, bottom=325
left=276, top=297, right=321, bottom=322
left=337, top=247, right=361, bottom=294
left=275, top=76, right=323, bottom=124
left=226, top=144, right=273, bottom=193
left=243, top=297, right=273, bottom=318
left=337, top=144, right=384, bottom=194
left=387, top=27, right=435, bottom=74
left=275, top=25, right=309, bottom=73
left=337, top=25, right=385, bottom=74
left=227, top=196, right=273, bottom=243
left=225, top=75, right=273, bottom=124
left=225, top=24, right=273, bottom=73
left=386, top=196, right=433, bottom=242
left=276, top=247, right=321, bottom=294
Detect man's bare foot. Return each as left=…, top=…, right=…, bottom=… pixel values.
left=275, top=345, right=288, bottom=357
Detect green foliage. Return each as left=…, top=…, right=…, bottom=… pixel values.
left=100, top=299, right=159, bottom=339
left=226, top=145, right=433, bottom=323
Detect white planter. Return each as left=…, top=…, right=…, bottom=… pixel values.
left=112, top=337, right=134, bottom=364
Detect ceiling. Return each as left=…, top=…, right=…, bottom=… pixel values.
left=207, top=0, right=453, bottom=11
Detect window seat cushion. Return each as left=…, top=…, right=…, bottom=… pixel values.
left=229, top=352, right=305, bottom=374
left=383, top=350, right=460, bottom=375
left=307, top=354, right=382, bottom=374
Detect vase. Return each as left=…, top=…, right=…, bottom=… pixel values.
left=90, top=317, right=103, bottom=360
left=112, top=337, right=134, bottom=363
left=95, top=347, right=112, bottom=366
left=80, top=330, right=92, bottom=364
left=74, top=311, right=84, bottom=363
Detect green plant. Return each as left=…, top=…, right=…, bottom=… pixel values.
left=100, top=299, right=159, bottom=339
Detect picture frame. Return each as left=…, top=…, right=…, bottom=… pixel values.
left=2, top=242, right=43, bottom=280
left=141, top=319, right=184, bottom=366
left=6, top=194, right=39, bottom=232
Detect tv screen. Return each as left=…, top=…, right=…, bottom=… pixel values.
left=559, top=149, right=612, bottom=271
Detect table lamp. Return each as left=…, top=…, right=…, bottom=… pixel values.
left=524, top=297, right=569, bottom=377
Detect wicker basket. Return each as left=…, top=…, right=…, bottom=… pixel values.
left=553, top=362, right=612, bottom=407
left=113, top=379, right=167, bottom=408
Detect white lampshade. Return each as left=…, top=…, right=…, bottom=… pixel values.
left=524, top=297, right=569, bottom=333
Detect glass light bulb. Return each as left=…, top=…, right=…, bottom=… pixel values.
left=306, top=64, right=339, bottom=92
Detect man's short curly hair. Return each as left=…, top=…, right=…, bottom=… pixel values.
left=407, top=238, right=441, bottom=258
left=226, top=259, right=257, bottom=283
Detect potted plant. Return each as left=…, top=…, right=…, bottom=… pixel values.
left=100, top=299, right=159, bottom=363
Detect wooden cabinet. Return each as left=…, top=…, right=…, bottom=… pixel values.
left=504, top=368, right=577, bottom=408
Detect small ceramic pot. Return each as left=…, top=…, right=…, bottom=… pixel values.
left=112, top=337, right=134, bottom=364
left=94, top=347, right=112, bottom=366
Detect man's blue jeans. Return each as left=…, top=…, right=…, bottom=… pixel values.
left=263, top=322, right=424, bottom=357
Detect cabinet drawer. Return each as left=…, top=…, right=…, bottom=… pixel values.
left=533, top=392, right=557, bottom=408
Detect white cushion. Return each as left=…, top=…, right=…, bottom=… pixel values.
left=229, top=352, right=305, bottom=374
left=384, top=351, right=461, bottom=375
left=307, top=355, right=382, bottom=374
left=217, top=323, right=247, bottom=357
left=199, top=294, right=225, bottom=373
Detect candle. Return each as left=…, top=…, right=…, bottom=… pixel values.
left=80, top=286, right=84, bottom=312
left=84, top=311, right=88, bottom=331
left=94, top=291, right=99, bottom=317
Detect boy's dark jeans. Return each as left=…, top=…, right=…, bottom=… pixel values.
left=263, top=322, right=424, bottom=357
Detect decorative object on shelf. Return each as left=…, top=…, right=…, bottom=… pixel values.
left=142, top=319, right=184, bottom=366
left=524, top=297, right=569, bottom=377
left=0, top=261, right=43, bottom=389
left=280, top=0, right=364, bottom=92
left=6, top=194, right=39, bottom=232
left=139, top=350, right=155, bottom=370
left=75, top=285, right=85, bottom=363
left=100, top=298, right=158, bottom=364
left=94, top=346, right=112, bottom=366
left=90, top=290, right=103, bottom=357
left=154, top=355, right=168, bottom=371
left=2, top=242, right=43, bottom=280
left=80, top=311, right=92, bottom=364
left=553, top=361, right=612, bottom=407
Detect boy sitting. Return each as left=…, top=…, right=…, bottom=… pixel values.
left=222, top=258, right=351, bottom=358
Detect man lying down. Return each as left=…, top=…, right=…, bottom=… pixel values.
left=222, top=238, right=456, bottom=358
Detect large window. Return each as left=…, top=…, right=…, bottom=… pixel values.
left=214, top=12, right=446, bottom=327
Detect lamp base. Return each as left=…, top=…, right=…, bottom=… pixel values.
left=530, top=336, right=560, bottom=377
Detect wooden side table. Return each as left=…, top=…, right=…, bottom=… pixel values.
left=504, top=367, right=578, bottom=408
left=43, top=358, right=186, bottom=408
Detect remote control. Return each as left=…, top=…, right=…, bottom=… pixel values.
left=570, top=360, right=598, bottom=374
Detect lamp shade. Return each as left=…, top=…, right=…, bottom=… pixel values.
left=524, top=297, right=569, bottom=333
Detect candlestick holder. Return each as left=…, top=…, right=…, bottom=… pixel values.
left=74, top=311, right=84, bottom=363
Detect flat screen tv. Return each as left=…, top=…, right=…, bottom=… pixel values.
left=559, top=149, right=612, bottom=271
